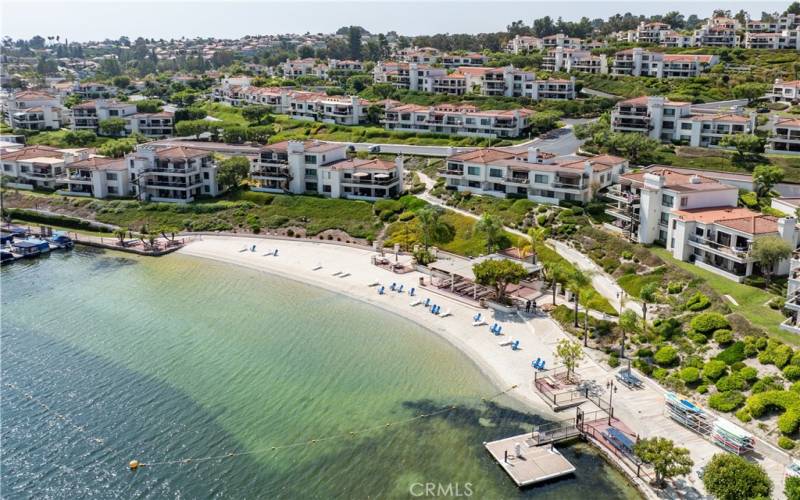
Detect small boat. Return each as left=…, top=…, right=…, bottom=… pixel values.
left=12, top=239, right=50, bottom=258
left=47, top=232, right=74, bottom=250
left=1, top=251, right=17, bottom=265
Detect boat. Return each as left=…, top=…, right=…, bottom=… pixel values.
left=47, top=232, right=74, bottom=250
left=1, top=250, right=17, bottom=265
left=11, top=239, right=50, bottom=258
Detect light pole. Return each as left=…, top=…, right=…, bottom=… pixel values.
left=606, top=379, right=618, bottom=425
left=583, top=312, right=588, bottom=347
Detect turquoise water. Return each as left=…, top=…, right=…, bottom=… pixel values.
left=1, top=247, right=640, bottom=499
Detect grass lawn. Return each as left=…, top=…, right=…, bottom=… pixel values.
left=655, top=148, right=800, bottom=183
left=26, top=129, right=113, bottom=148
left=649, top=247, right=792, bottom=344
left=8, top=217, right=114, bottom=237
left=442, top=195, right=537, bottom=229
left=197, top=102, right=250, bottom=126
left=617, top=267, right=666, bottom=298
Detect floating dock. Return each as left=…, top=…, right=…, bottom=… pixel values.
left=484, top=434, right=576, bottom=487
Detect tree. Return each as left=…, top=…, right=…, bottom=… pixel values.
left=98, top=117, right=126, bottom=136
left=751, top=236, right=792, bottom=286
left=472, top=259, right=529, bottom=303
left=417, top=207, right=452, bottom=251
left=135, top=99, right=163, bottom=113
left=527, top=227, right=547, bottom=264
left=618, top=310, right=639, bottom=358
left=566, top=270, right=592, bottom=327
left=633, top=437, right=693, bottom=488
left=786, top=476, right=800, bottom=500
left=753, top=164, right=784, bottom=199
left=114, top=228, right=127, bottom=246
left=217, top=156, right=250, bottom=190
left=544, top=261, right=570, bottom=306
left=98, top=138, right=136, bottom=158
left=640, top=282, right=658, bottom=328
left=732, top=82, right=768, bottom=104
left=789, top=2, right=800, bottom=15
left=474, top=213, right=504, bottom=254
left=157, top=224, right=180, bottom=242
left=242, top=105, right=272, bottom=125
left=348, top=26, right=362, bottom=60
left=703, top=453, right=772, bottom=500
left=112, top=75, right=131, bottom=89
left=720, top=134, right=765, bottom=161
left=555, top=339, right=583, bottom=381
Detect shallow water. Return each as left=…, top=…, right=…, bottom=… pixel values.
left=1, top=247, right=640, bottom=499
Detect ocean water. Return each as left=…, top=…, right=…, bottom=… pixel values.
left=1, top=247, right=640, bottom=499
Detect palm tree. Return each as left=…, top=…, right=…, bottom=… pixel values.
left=417, top=206, right=450, bottom=251
left=475, top=213, right=503, bottom=254
left=618, top=310, right=639, bottom=359
left=527, top=227, right=546, bottom=264
left=543, top=261, right=570, bottom=306
left=567, top=270, right=592, bottom=327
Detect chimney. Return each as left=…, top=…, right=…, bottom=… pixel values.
left=527, top=147, right=539, bottom=163
left=689, top=174, right=701, bottom=184
left=584, top=161, right=593, bottom=177
left=779, top=217, right=797, bottom=242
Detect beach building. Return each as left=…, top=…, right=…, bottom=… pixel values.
left=635, top=21, right=673, bottom=44
left=744, top=30, right=800, bottom=50
left=505, top=35, right=543, bottom=53
left=659, top=31, right=693, bottom=48
left=611, top=49, right=718, bottom=78
left=128, top=145, right=221, bottom=203
left=783, top=252, right=800, bottom=334
left=382, top=103, right=532, bottom=138
left=280, top=58, right=364, bottom=78
left=125, top=111, right=175, bottom=138
left=693, top=17, right=740, bottom=47
left=610, top=96, right=756, bottom=147
left=769, top=117, right=800, bottom=153
left=251, top=140, right=403, bottom=200
left=5, top=90, right=66, bottom=131
left=57, top=156, right=130, bottom=198
left=0, top=144, right=90, bottom=190
left=747, top=14, right=800, bottom=32
left=440, top=146, right=627, bottom=204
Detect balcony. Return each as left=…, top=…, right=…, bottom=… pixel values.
left=343, top=176, right=399, bottom=186
left=552, top=180, right=583, bottom=191
left=438, top=168, right=464, bottom=176
left=505, top=176, right=530, bottom=185
left=252, top=167, right=290, bottom=179
left=144, top=180, right=201, bottom=189
left=66, top=174, right=93, bottom=184
left=605, top=186, right=640, bottom=204
left=687, top=235, right=750, bottom=262
left=605, top=206, right=638, bottom=222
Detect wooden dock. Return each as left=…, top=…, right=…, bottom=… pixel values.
left=484, top=434, right=576, bottom=487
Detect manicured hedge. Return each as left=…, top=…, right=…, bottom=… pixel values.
left=716, top=342, right=746, bottom=365
left=654, top=346, right=679, bottom=367
left=703, top=360, right=728, bottom=381
left=7, top=208, right=112, bottom=233
left=709, top=391, right=745, bottom=412
left=745, top=390, right=800, bottom=434
left=690, top=312, right=729, bottom=334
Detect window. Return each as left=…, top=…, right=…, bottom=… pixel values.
left=661, top=194, right=674, bottom=207
left=680, top=196, right=688, bottom=208
left=305, top=168, right=317, bottom=177
left=204, top=185, right=210, bottom=193
left=659, top=212, right=670, bottom=225
left=203, top=172, right=209, bottom=179
left=467, top=166, right=480, bottom=176
left=304, top=155, right=317, bottom=164
left=681, top=122, right=692, bottom=130
left=489, top=168, right=503, bottom=178
left=322, top=185, right=332, bottom=193
left=108, top=186, right=117, bottom=194
left=3, top=164, right=11, bottom=172
left=533, top=174, right=547, bottom=184
left=106, top=172, right=117, bottom=181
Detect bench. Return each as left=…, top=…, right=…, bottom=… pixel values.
left=616, top=369, right=644, bottom=389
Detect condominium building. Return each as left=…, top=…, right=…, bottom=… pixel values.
left=125, top=111, right=174, bottom=138
left=396, top=46, right=442, bottom=64
left=440, top=146, right=627, bottom=204
left=771, top=79, right=800, bottom=103
left=128, top=145, right=221, bottom=203
left=693, top=18, right=740, bottom=47
left=5, top=90, right=66, bottom=131
left=213, top=85, right=369, bottom=125
left=0, top=145, right=90, bottom=190
left=635, top=21, right=673, bottom=44
left=505, top=35, right=543, bottom=53
left=382, top=103, right=532, bottom=138
left=604, top=167, right=740, bottom=245
left=669, top=207, right=798, bottom=282
left=768, top=117, right=800, bottom=153
left=373, top=63, right=576, bottom=100
left=251, top=140, right=403, bottom=200
left=280, top=58, right=364, bottom=78
left=744, top=30, right=800, bottom=50
left=610, top=96, right=756, bottom=147
left=72, top=82, right=118, bottom=99
left=747, top=14, right=800, bottom=32
left=611, top=49, right=718, bottom=78
left=440, top=53, right=488, bottom=68
left=395, top=47, right=487, bottom=68
left=542, top=48, right=608, bottom=74
left=783, top=252, right=800, bottom=333
left=542, top=34, right=582, bottom=50
left=659, top=31, right=693, bottom=48
left=70, top=99, right=137, bottom=134
left=57, top=156, right=130, bottom=198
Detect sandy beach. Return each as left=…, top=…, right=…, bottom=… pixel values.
left=180, top=235, right=791, bottom=498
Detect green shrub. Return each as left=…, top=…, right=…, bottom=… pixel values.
left=758, top=340, right=794, bottom=368
left=686, top=292, right=711, bottom=311
left=752, top=376, right=784, bottom=394
left=708, top=391, right=745, bottom=412
left=739, top=366, right=758, bottom=382
left=736, top=408, right=752, bottom=422
left=730, top=361, right=746, bottom=372
left=667, top=281, right=684, bottom=294
left=697, top=384, right=709, bottom=394
left=703, top=360, right=728, bottom=381
left=716, top=341, right=745, bottom=365
left=691, top=312, right=729, bottom=334
left=684, top=355, right=705, bottom=369
left=653, top=318, right=682, bottom=341
left=653, top=367, right=669, bottom=381
left=654, top=346, right=679, bottom=367
left=785, top=366, right=800, bottom=381
left=608, top=355, right=620, bottom=368
left=690, top=332, right=708, bottom=344
left=716, top=374, right=746, bottom=392
left=679, top=367, right=701, bottom=384
left=713, top=329, right=734, bottom=346
left=621, top=250, right=633, bottom=260
left=779, top=436, right=796, bottom=450
left=746, top=390, right=800, bottom=434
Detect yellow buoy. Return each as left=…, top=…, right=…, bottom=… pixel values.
left=129, top=460, right=139, bottom=470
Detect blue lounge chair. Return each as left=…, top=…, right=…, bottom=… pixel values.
left=409, top=288, right=415, bottom=296
left=538, top=360, right=546, bottom=370
left=532, top=358, right=541, bottom=369
left=390, top=283, right=396, bottom=291
left=397, top=284, right=404, bottom=293
left=423, top=298, right=431, bottom=307
left=511, top=340, right=520, bottom=350
left=251, top=245, right=256, bottom=252
left=274, top=249, right=279, bottom=257
left=473, top=312, right=482, bottom=322
left=378, top=286, right=385, bottom=295
left=494, top=325, right=503, bottom=336
left=433, top=305, right=440, bottom=314
left=489, top=323, right=497, bottom=333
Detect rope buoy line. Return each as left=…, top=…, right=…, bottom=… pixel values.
left=3, top=348, right=519, bottom=471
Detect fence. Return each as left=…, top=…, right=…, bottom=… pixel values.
left=534, top=366, right=590, bottom=410
left=582, top=423, right=655, bottom=484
